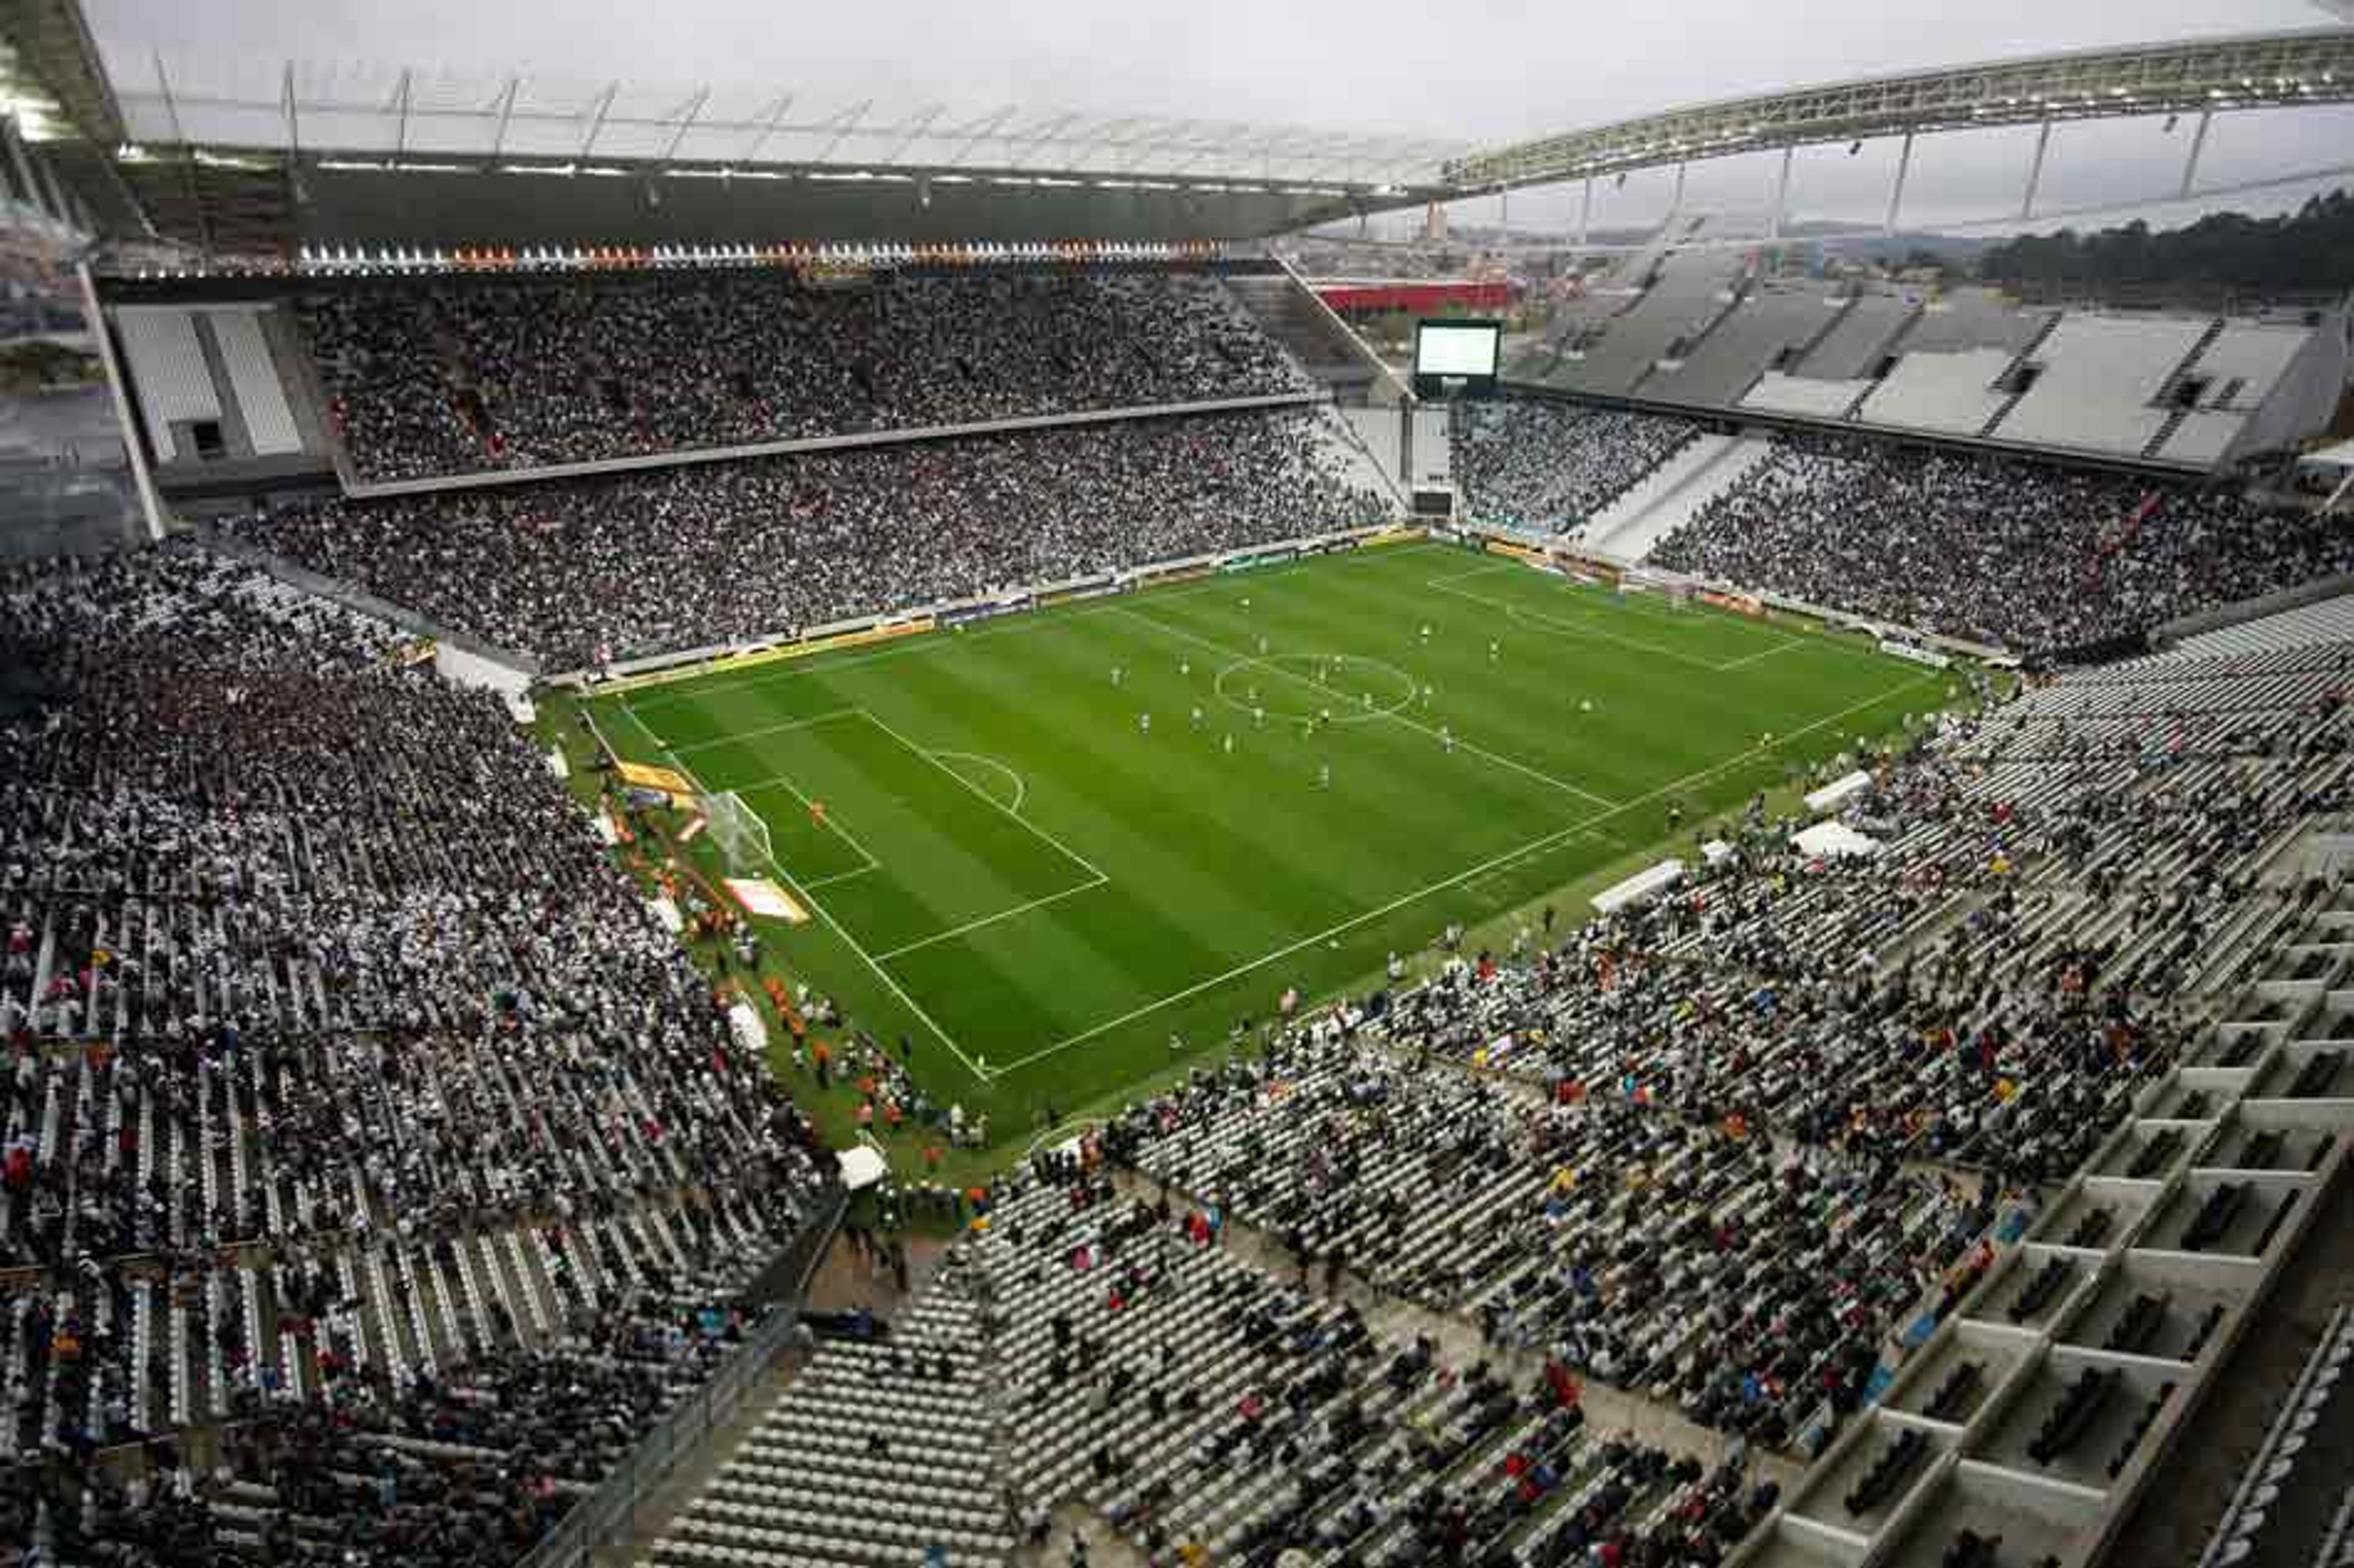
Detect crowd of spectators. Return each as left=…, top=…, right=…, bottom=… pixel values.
left=973, top=1154, right=1778, bottom=1568
left=1645, top=436, right=2354, bottom=653
left=303, top=268, right=1313, bottom=481
left=1, top=546, right=829, bottom=1566
left=1452, top=401, right=1702, bottom=536
left=226, top=409, right=1393, bottom=668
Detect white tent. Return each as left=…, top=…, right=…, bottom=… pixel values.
left=1792, top=821, right=1881, bottom=859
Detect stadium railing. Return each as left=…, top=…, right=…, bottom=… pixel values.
left=511, top=1182, right=847, bottom=1568
left=342, top=391, right=1326, bottom=500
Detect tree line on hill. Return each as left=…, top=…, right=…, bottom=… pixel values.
left=1976, top=189, right=2354, bottom=294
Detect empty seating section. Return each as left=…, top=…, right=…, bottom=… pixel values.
left=2160, top=411, right=2247, bottom=468
left=1853, top=348, right=2015, bottom=436
left=965, top=1160, right=1769, bottom=1567
left=0, top=545, right=828, bottom=1568
left=2197, top=1304, right=2353, bottom=1568
left=1994, top=315, right=2212, bottom=457
left=1537, top=253, right=1743, bottom=397
left=1888, top=291, right=2051, bottom=357
left=1646, top=286, right=1839, bottom=408
left=2193, top=324, right=2314, bottom=411
left=655, top=1271, right=1011, bottom=1568
left=1794, top=293, right=1919, bottom=381
left=302, top=269, right=1317, bottom=481
left=1739, top=373, right=1873, bottom=420
left=211, top=306, right=306, bottom=455
left=112, top=306, right=220, bottom=462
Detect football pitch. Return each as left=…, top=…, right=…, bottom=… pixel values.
left=590, top=539, right=1948, bottom=1123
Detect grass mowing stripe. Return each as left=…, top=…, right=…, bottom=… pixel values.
left=1110, top=603, right=1624, bottom=810
left=988, top=666, right=1943, bottom=1078
left=583, top=543, right=1940, bottom=1118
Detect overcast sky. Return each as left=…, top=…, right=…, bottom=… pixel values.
left=85, top=0, right=2354, bottom=232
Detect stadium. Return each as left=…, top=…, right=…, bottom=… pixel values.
left=6, top=0, right=2354, bottom=1565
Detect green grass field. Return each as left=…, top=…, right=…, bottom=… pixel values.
left=589, top=538, right=1947, bottom=1132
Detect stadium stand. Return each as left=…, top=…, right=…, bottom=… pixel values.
left=1644, top=284, right=1845, bottom=409
left=1849, top=348, right=2018, bottom=439
left=299, top=270, right=1317, bottom=482
left=0, top=546, right=829, bottom=1568
left=1536, top=251, right=1748, bottom=399
left=1644, top=434, right=2354, bottom=653
left=208, top=307, right=306, bottom=457
left=1581, top=434, right=1773, bottom=563
left=1449, top=401, right=1699, bottom=536
left=1990, top=314, right=2214, bottom=458
left=1738, top=371, right=1875, bottom=421
left=111, top=306, right=221, bottom=462
left=223, top=408, right=1393, bottom=668
left=1790, top=292, right=1919, bottom=382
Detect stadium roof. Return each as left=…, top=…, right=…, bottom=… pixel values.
left=1447, top=26, right=2354, bottom=191
left=12, top=2, right=2354, bottom=259
left=88, top=52, right=1468, bottom=254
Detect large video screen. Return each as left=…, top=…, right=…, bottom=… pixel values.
left=1414, top=320, right=1501, bottom=379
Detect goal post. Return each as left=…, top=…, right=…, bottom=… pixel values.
left=703, top=791, right=774, bottom=871
left=1620, top=562, right=1696, bottom=609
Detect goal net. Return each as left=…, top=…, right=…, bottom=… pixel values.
left=703, top=791, right=773, bottom=871
left=1620, top=563, right=1696, bottom=609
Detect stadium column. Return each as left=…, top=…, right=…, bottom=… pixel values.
left=1769, top=145, right=1793, bottom=240
left=1884, top=132, right=1914, bottom=235
left=1, top=116, right=50, bottom=226
left=1670, top=160, right=1686, bottom=218
left=2021, top=118, right=2054, bottom=222
left=2177, top=110, right=2214, bottom=201
left=1400, top=396, right=1415, bottom=492
left=1579, top=177, right=1593, bottom=249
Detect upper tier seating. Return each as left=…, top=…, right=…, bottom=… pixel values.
left=302, top=270, right=1316, bottom=482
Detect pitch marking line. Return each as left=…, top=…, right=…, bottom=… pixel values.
left=621, top=542, right=1455, bottom=712
left=869, top=872, right=1113, bottom=962
left=601, top=734, right=990, bottom=1084
left=727, top=772, right=884, bottom=882
left=1420, top=571, right=1750, bottom=672
left=1111, top=604, right=1622, bottom=812
left=668, top=709, right=863, bottom=752
left=854, top=707, right=1108, bottom=885
left=987, top=669, right=1943, bottom=1079
left=929, top=750, right=1029, bottom=815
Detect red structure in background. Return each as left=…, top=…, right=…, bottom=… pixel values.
left=1311, top=278, right=1515, bottom=316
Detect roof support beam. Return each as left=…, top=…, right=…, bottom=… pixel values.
left=813, top=99, right=872, bottom=164
left=1, top=116, right=43, bottom=221
left=486, top=76, right=521, bottom=165
left=151, top=51, right=214, bottom=261
left=1884, top=130, right=1914, bottom=234
left=283, top=61, right=303, bottom=166
left=945, top=105, right=1017, bottom=167
left=883, top=104, right=945, bottom=164
left=742, top=93, right=796, bottom=165
left=2177, top=107, right=2213, bottom=200
left=655, top=85, right=710, bottom=168
left=578, top=81, right=620, bottom=161
left=391, top=68, right=412, bottom=159
left=2021, top=115, right=2053, bottom=221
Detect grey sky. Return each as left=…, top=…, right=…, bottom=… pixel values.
left=86, top=0, right=2354, bottom=232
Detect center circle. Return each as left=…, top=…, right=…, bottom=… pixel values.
left=1213, top=654, right=1419, bottom=725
